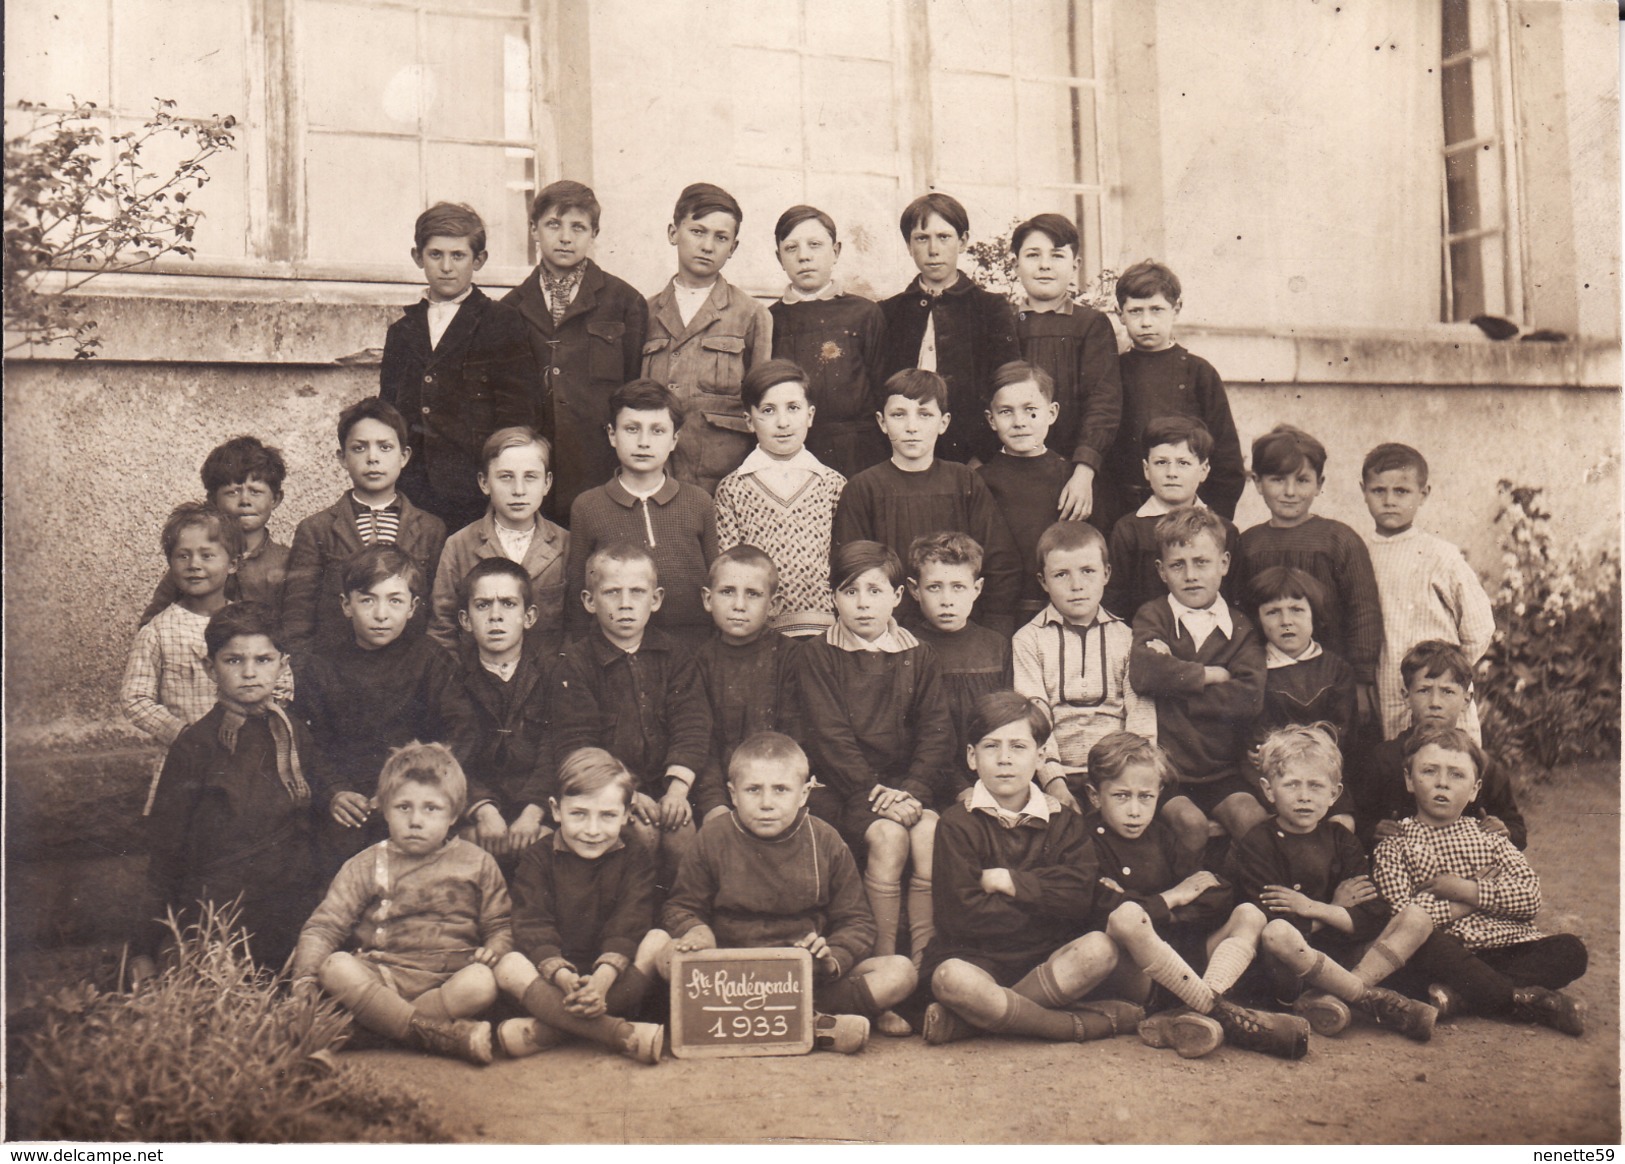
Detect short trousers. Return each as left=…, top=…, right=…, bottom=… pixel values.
left=1166, top=771, right=1269, bottom=817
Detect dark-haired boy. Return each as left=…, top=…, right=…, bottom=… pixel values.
left=833, top=368, right=1021, bottom=633
left=381, top=202, right=535, bottom=533
left=454, top=557, right=556, bottom=862
left=1102, top=260, right=1244, bottom=527
left=880, top=192, right=1020, bottom=465
left=132, top=601, right=322, bottom=982
left=292, top=545, right=477, bottom=871
left=139, top=436, right=292, bottom=625
left=1009, top=213, right=1121, bottom=523
left=283, top=398, right=447, bottom=656
left=643, top=182, right=772, bottom=495
left=504, top=180, right=649, bottom=522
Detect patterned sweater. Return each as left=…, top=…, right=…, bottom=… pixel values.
left=714, top=460, right=846, bottom=636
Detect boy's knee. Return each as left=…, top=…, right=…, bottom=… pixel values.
left=317, top=951, right=363, bottom=991
left=931, top=959, right=979, bottom=1005
left=1105, top=902, right=1149, bottom=942
left=644, top=929, right=674, bottom=979
left=493, top=951, right=535, bottom=995
left=462, top=962, right=499, bottom=1004
left=864, top=820, right=908, bottom=869
left=1232, top=902, right=1267, bottom=932
left=1260, top=918, right=1303, bottom=955
left=1060, top=931, right=1118, bottom=974
left=866, top=955, right=918, bottom=1003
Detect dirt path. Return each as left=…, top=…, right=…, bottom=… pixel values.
left=348, top=770, right=1620, bottom=1144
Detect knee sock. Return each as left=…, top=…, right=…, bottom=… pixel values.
left=985, top=988, right=1108, bottom=1042
left=1353, top=939, right=1408, bottom=989
left=1013, top=960, right=1074, bottom=1010
left=1138, top=940, right=1215, bottom=1013
left=411, top=986, right=454, bottom=1023
left=906, top=874, right=934, bottom=962
left=1203, top=935, right=1256, bottom=996
left=605, top=964, right=652, bottom=1016
left=1297, top=950, right=1370, bottom=1003
left=333, top=978, right=414, bottom=1041
left=818, top=968, right=880, bottom=1018
left=865, top=873, right=902, bottom=958
left=521, top=978, right=633, bottom=1051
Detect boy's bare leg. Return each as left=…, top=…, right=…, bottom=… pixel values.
left=863, top=819, right=909, bottom=957
left=1260, top=906, right=1438, bottom=1039
left=1106, top=903, right=1217, bottom=1013
left=413, top=963, right=497, bottom=1022
left=930, top=938, right=1128, bottom=1044
left=1159, top=795, right=1210, bottom=855
left=1213, top=792, right=1270, bottom=842
left=818, top=954, right=916, bottom=1017
left=319, top=952, right=415, bottom=1039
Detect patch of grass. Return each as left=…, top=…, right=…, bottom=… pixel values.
left=11, top=902, right=449, bottom=1142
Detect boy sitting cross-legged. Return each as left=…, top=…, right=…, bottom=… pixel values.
left=1242, top=725, right=1438, bottom=1042
left=1373, top=726, right=1587, bottom=1036
left=918, top=693, right=1143, bottom=1048
left=648, top=732, right=918, bottom=1054
left=1103, top=414, right=1239, bottom=621
left=906, top=532, right=1013, bottom=772
left=453, top=557, right=555, bottom=863
left=493, top=747, right=666, bottom=1065
left=139, top=436, right=292, bottom=625
left=290, top=741, right=512, bottom=1065
left=552, top=542, right=711, bottom=889
left=131, top=601, right=322, bottom=985
left=1129, top=506, right=1268, bottom=853
left=284, top=397, right=447, bottom=656
left=565, top=379, right=719, bottom=648
left=1012, top=521, right=1156, bottom=813
left=292, top=546, right=478, bottom=874
left=1078, top=732, right=1305, bottom=1061
left=428, top=426, right=569, bottom=664
left=834, top=368, right=1021, bottom=633
left=693, top=546, right=803, bottom=825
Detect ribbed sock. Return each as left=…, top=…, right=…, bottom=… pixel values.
left=906, top=874, right=934, bottom=962
left=865, top=873, right=903, bottom=958
left=1013, top=960, right=1073, bottom=1009
left=1140, top=941, right=1216, bottom=1013
left=1203, top=935, right=1256, bottom=995
left=521, top=978, right=631, bottom=1051
left=411, top=986, right=453, bottom=1023
left=335, top=978, right=414, bottom=1041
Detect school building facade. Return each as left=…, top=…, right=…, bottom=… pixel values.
left=3, top=0, right=1618, bottom=935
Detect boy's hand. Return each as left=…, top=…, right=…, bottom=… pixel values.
left=1478, top=814, right=1511, bottom=839
left=1331, top=875, right=1379, bottom=910
left=1201, top=666, right=1232, bottom=686
left=470, top=946, right=498, bottom=967
left=1098, top=876, right=1125, bottom=895
left=1259, top=883, right=1315, bottom=917
left=1057, top=464, right=1096, bottom=522
left=473, top=804, right=508, bottom=855
left=1372, top=819, right=1402, bottom=841
left=1144, top=638, right=1172, bottom=656
left=552, top=966, right=584, bottom=994
left=794, top=932, right=842, bottom=980
left=1420, top=873, right=1480, bottom=905
left=673, top=925, right=717, bottom=954
left=630, top=792, right=660, bottom=828
left=330, top=791, right=371, bottom=828
left=565, top=965, right=618, bottom=1016
left=508, top=804, right=546, bottom=853
left=980, top=868, right=1017, bottom=897
left=870, top=786, right=922, bottom=826
left=658, top=786, right=694, bottom=830
left=1161, top=870, right=1221, bottom=909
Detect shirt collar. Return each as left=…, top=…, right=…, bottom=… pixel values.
left=736, top=446, right=828, bottom=477
left=1137, top=494, right=1208, bottom=518
left=423, top=286, right=474, bottom=308
left=826, top=619, right=918, bottom=654
left=588, top=623, right=670, bottom=665
left=1034, top=603, right=1120, bottom=630
left=781, top=279, right=843, bottom=304
left=968, top=780, right=1053, bottom=827
left=604, top=473, right=680, bottom=507
left=349, top=492, right=401, bottom=515
left=1266, top=640, right=1323, bottom=669
left=1166, top=593, right=1233, bottom=641
left=1018, top=295, right=1075, bottom=316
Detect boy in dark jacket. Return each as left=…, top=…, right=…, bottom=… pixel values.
left=381, top=202, right=534, bottom=532
left=503, top=180, right=649, bottom=523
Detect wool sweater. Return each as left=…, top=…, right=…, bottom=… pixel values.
left=663, top=810, right=876, bottom=977
left=833, top=459, right=1021, bottom=634
left=913, top=622, right=1013, bottom=770
left=1082, top=814, right=1234, bottom=933
left=1129, top=597, right=1266, bottom=784
left=977, top=449, right=1071, bottom=612
left=1234, top=516, right=1385, bottom=684
left=1015, top=301, right=1122, bottom=470
left=693, top=630, right=802, bottom=817
left=1227, top=816, right=1387, bottom=944
left=713, top=459, right=845, bottom=637
left=1103, top=507, right=1241, bottom=622
left=291, top=837, right=513, bottom=980
left=1108, top=344, right=1245, bottom=520
left=456, top=637, right=555, bottom=816
left=769, top=293, right=889, bottom=479
left=510, top=832, right=657, bottom=971
left=879, top=272, right=1021, bottom=464
left=564, top=474, right=719, bottom=638
left=428, top=510, right=570, bottom=662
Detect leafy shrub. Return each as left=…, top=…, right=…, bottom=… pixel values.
left=12, top=903, right=449, bottom=1143
left=1478, top=481, right=1621, bottom=773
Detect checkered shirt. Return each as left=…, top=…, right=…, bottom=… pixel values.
left=119, top=604, right=216, bottom=745
left=1372, top=816, right=1544, bottom=949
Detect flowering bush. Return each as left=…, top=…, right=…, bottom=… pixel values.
left=1478, top=481, right=1621, bottom=773
left=966, top=218, right=1119, bottom=316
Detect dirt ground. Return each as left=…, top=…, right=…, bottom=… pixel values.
left=347, top=767, right=1621, bottom=1145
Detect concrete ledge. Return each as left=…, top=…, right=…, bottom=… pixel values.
left=5, top=745, right=160, bottom=859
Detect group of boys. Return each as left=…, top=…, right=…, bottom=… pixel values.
left=120, top=180, right=1587, bottom=1070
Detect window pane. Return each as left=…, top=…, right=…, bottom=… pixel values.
left=932, top=73, right=1015, bottom=186
left=726, top=165, right=807, bottom=291
left=120, top=111, right=251, bottom=262
left=116, top=0, right=247, bottom=120
left=424, top=14, right=530, bottom=141
left=1013, top=0, right=1088, bottom=79
left=301, top=1, right=419, bottom=134
left=805, top=58, right=896, bottom=175
left=6, top=0, right=111, bottom=105
left=810, top=0, right=893, bottom=61
left=733, top=47, right=803, bottom=169
left=426, top=141, right=534, bottom=271
left=928, top=0, right=1011, bottom=75
left=1016, top=81, right=1097, bottom=188
left=305, top=133, right=421, bottom=270
left=429, top=0, right=527, bottom=13
left=805, top=171, right=902, bottom=298
left=731, top=0, right=800, bottom=49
